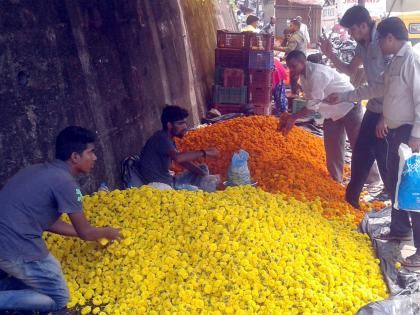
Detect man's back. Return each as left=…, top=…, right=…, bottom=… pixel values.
left=0, top=160, right=82, bottom=261
left=137, top=130, right=177, bottom=185
left=286, top=31, right=307, bottom=55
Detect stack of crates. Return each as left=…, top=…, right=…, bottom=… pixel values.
left=213, top=30, right=274, bottom=115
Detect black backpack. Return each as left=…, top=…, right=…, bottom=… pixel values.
left=121, top=155, right=144, bottom=188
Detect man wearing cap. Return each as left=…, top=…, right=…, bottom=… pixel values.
left=242, top=15, right=260, bottom=33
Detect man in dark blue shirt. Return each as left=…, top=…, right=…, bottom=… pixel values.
left=137, top=105, right=220, bottom=189
left=0, top=126, right=121, bottom=312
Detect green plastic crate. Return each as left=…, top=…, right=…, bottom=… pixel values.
left=213, top=85, right=248, bottom=104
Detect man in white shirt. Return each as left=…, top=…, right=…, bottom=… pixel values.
left=280, top=50, right=363, bottom=183
left=325, top=17, right=420, bottom=267
left=296, top=16, right=310, bottom=44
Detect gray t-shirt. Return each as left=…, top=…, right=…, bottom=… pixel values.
left=0, top=159, right=83, bottom=262
left=137, top=130, right=177, bottom=185
left=354, top=25, right=386, bottom=113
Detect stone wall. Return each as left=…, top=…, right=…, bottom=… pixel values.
left=0, top=0, right=236, bottom=191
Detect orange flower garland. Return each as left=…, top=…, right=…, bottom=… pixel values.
left=177, top=115, right=381, bottom=223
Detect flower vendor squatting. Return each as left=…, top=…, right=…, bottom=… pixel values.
left=325, top=17, right=420, bottom=267
left=135, top=105, right=221, bottom=190
left=319, top=5, right=388, bottom=209
left=0, top=126, right=121, bottom=312
left=279, top=49, right=379, bottom=187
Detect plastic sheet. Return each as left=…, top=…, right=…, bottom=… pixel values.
left=357, top=208, right=420, bottom=314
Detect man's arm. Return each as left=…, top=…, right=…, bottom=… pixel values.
left=168, top=148, right=219, bottom=164
left=47, top=219, right=78, bottom=237
left=325, top=81, right=385, bottom=105
left=318, top=37, right=362, bottom=76
left=67, top=212, right=121, bottom=241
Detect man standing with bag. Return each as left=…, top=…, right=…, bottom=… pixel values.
left=325, top=17, right=420, bottom=267
left=319, top=6, right=385, bottom=209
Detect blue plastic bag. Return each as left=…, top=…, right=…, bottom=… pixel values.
left=395, top=144, right=420, bottom=211
left=273, top=80, right=288, bottom=113
left=227, top=150, right=251, bottom=186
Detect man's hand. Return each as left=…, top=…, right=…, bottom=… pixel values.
left=323, top=93, right=342, bottom=105
left=376, top=116, right=388, bottom=139
left=408, top=137, right=420, bottom=152
left=279, top=115, right=297, bottom=136
left=318, top=37, right=333, bottom=58
left=204, top=148, right=220, bottom=158
left=102, top=227, right=122, bottom=241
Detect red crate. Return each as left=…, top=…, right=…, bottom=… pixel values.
left=249, top=86, right=272, bottom=105
left=217, top=30, right=247, bottom=49
left=215, top=48, right=248, bottom=68
left=248, top=69, right=273, bottom=88
left=253, top=104, right=272, bottom=116
left=223, top=68, right=245, bottom=87
left=214, top=103, right=246, bottom=115
left=247, top=33, right=274, bottom=51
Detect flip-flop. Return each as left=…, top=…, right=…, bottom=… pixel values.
left=401, top=254, right=420, bottom=268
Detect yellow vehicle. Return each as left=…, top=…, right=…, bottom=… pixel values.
left=391, top=11, right=420, bottom=47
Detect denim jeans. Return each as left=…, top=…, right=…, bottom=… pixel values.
left=0, top=253, right=69, bottom=312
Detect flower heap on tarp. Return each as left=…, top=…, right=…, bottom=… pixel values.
left=47, top=187, right=388, bottom=315
left=177, top=115, right=381, bottom=223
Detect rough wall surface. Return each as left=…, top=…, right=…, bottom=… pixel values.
left=0, top=0, right=235, bottom=192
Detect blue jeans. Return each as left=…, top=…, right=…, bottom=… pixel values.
left=0, top=254, right=69, bottom=312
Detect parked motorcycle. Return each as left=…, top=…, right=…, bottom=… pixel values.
left=320, top=28, right=357, bottom=65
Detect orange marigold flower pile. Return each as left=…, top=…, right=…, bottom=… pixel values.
left=177, top=115, right=382, bottom=223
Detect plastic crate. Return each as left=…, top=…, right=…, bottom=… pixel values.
left=248, top=69, right=272, bottom=88
left=292, top=99, right=321, bottom=119
left=214, top=103, right=246, bottom=115
left=214, top=66, right=223, bottom=85
left=223, top=68, right=245, bottom=87
left=213, top=85, right=248, bottom=104
left=247, top=33, right=274, bottom=51
left=249, top=86, right=272, bottom=105
left=217, top=30, right=247, bottom=49
left=249, top=51, right=274, bottom=70
left=215, top=48, right=248, bottom=68
left=253, top=104, right=272, bottom=116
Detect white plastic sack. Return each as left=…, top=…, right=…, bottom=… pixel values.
left=227, top=150, right=252, bottom=186
left=394, top=144, right=420, bottom=211
left=148, top=182, right=174, bottom=191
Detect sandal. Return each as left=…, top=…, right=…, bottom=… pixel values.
left=401, top=253, right=420, bottom=267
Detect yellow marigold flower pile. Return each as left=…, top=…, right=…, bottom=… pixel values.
left=46, top=186, right=387, bottom=314
left=177, top=116, right=382, bottom=223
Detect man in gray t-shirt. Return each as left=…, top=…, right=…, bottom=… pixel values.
left=0, top=126, right=121, bottom=313
left=136, top=105, right=220, bottom=189
left=320, top=6, right=388, bottom=209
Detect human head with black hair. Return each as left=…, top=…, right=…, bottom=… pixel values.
left=377, top=17, right=408, bottom=55
left=270, top=16, right=276, bottom=25
left=56, top=126, right=97, bottom=174
left=161, top=105, right=189, bottom=138
left=286, top=50, right=307, bottom=77
left=339, top=6, right=374, bottom=45
left=289, top=19, right=301, bottom=33
left=246, top=15, right=259, bottom=28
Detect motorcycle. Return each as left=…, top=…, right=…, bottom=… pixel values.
left=320, top=28, right=357, bottom=65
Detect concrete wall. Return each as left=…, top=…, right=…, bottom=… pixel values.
left=0, top=0, right=235, bottom=192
